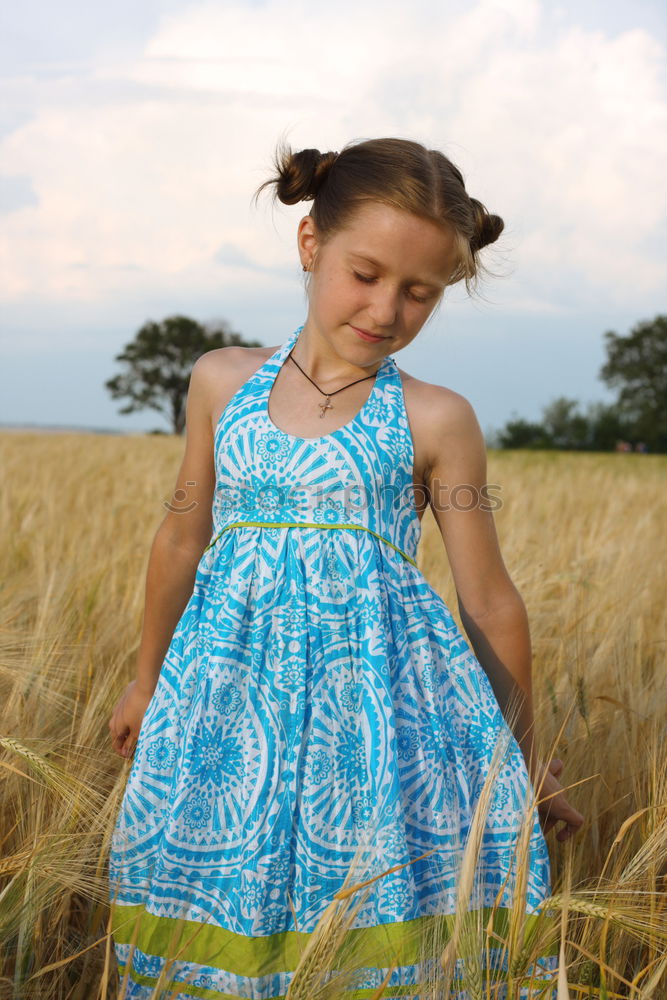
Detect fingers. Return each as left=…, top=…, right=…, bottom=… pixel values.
left=109, top=718, right=137, bottom=759
left=556, top=817, right=583, bottom=842
left=545, top=759, right=585, bottom=835
left=113, top=736, right=137, bottom=759
left=536, top=761, right=585, bottom=841
left=108, top=692, right=138, bottom=758
left=112, top=730, right=125, bottom=754
left=560, top=805, right=585, bottom=839
left=544, top=797, right=585, bottom=842
left=542, top=817, right=556, bottom=835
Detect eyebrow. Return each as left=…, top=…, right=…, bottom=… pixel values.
left=348, top=252, right=445, bottom=289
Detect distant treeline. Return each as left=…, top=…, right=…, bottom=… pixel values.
left=493, top=397, right=659, bottom=453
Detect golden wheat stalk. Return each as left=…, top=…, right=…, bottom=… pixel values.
left=439, top=728, right=512, bottom=996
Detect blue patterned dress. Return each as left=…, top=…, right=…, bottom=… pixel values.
left=109, top=325, right=558, bottom=999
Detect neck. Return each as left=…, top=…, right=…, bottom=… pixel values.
left=293, top=325, right=384, bottom=385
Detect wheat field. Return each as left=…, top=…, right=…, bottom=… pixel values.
left=1, top=431, right=666, bottom=999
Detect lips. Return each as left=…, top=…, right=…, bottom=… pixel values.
left=351, top=325, right=387, bottom=342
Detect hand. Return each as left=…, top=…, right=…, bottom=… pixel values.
left=533, top=757, right=585, bottom=842
left=108, top=680, right=155, bottom=759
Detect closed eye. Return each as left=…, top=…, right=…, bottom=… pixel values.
left=354, top=270, right=434, bottom=304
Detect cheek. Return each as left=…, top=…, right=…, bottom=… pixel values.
left=402, top=302, right=432, bottom=333
left=315, top=275, right=363, bottom=310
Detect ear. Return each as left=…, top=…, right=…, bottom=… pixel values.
left=297, top=214, right=320, bottom=270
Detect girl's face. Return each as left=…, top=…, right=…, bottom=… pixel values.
left=297, top=200, right=458, bottom=363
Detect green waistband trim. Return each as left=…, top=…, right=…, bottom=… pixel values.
left=111, top=902, right=559, bottom=981
left=203, top=521, right=418, bottom=568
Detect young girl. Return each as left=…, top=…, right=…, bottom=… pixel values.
left=108, top=137, right=584, bottom=999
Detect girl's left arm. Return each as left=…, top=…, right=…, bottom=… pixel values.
left=419, top=385, right=585, bottom=841
left=420, top=386, right=539, bottom=778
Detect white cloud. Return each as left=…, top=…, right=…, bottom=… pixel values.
left=0, top=0, right=665, bottom=315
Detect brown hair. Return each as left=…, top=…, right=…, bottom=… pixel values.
left=255, top=137, right=504, bottom=294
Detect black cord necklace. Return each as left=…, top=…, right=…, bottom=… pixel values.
left=287, top=349, right=379, bottom=418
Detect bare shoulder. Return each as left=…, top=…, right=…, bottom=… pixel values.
left=396, top=365, right=478, bottom=428
left=193, top=343, right=274, bottom=383
left=395, top=365, right=485, bottom=479
left=193, top=344, right=276, bottom=432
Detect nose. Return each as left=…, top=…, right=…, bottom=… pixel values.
left=367, top=284, right=399, bottom=327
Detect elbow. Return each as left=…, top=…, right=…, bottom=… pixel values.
left=156, top=516, right=211, bottom=563
left=457, top=582, right=527, bottom=629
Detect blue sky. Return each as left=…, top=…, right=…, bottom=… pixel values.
left=1, top=0, right=666, bottom=438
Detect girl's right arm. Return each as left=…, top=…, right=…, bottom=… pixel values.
left=108, top=350, right=224, bottom=759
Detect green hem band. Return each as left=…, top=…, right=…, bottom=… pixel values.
left=116, top=962, right=557, bottom=1000
left=203, top=521, right=418, bottom=568
left=112, top=902, right=559, bottom=979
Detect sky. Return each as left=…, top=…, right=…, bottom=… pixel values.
left=1, top=0, right=666, bottom=439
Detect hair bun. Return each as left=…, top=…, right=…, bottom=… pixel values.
left=469, top=197, right=504, bottom=252
left=274, top=146, right=338, bottom=205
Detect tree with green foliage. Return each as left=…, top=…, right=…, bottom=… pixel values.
left=599, top=315, right=667, bottom=450
left=105, top=315, right=262, bottom=434
left=498, top=416, right=553, bottom=450
left=540, top=397, right=589, bottom=450
left=583, top=401, right=632, bottom=452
